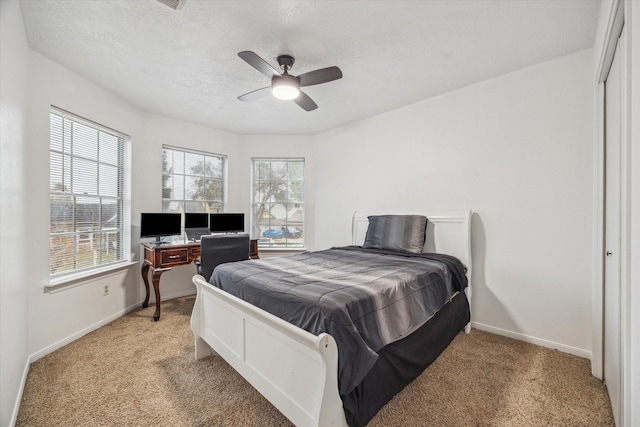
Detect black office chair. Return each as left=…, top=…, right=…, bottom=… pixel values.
left=195, top=234, right=250, bottom=281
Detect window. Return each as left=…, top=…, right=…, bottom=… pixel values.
left=252, top=158, right=304, bottom=249
left=162, top=146, right=226, bottom=214
left=49, top=108, right=130, bottom=278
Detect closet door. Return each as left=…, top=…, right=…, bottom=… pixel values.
left=604, top=30, right=623, bottom=427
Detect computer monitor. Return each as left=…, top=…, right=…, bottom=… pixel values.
left=140, top=213, right=182, bottom=244
left=209, top=213, right=244, bottom=233
left=184, top=212, right=210, bottom=241
left=185, top=212, right=208, bottom=229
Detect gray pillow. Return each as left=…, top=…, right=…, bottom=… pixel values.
left=362, top=215, right=428, bottom=253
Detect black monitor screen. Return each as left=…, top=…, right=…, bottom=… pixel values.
left=209, top=213, right=244, bottom=233
left=185, top=213, right=208, bottom=229
left=140, top=213, right=182, bottom=239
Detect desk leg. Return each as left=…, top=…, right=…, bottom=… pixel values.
left=141, top=263, right=150, bottom=308
left=151, top=269, right=166, bottom=322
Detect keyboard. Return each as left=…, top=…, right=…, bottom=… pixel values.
left=185, top=228, right=210, bottom=242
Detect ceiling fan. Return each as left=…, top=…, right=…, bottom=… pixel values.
left=237, top=51, right=343, bottom=111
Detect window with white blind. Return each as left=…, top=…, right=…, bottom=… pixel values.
left=49, top=107, right=130, bottom=278
left=252, top=158, right=304, bottom=249
left=162, top=146, right=226, bottom=214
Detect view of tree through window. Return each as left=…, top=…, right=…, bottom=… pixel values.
left=252, top=158, right=304, bottom=249
left=49, top=108, right=128, bottom=277
left=162, top=146, right=225, bottom=214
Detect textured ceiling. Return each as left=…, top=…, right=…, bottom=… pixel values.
left=19, top=0, right=599, bottom=135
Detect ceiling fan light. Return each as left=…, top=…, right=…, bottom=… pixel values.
left=272, top=76, right=300, bottom=100
left=272, top=85, right=300, bottom=100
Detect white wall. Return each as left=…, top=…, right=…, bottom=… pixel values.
left=313, top=49, right=595, bottom=357
left=23, top=51, right=244, bottom=358
left=25, top=50, right=145, bottom=358
left=0, top=1, right=31, bottom=424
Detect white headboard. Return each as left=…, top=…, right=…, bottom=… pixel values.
left=352, top=210, right=473, bottom=287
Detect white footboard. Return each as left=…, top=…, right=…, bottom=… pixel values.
left=191, top=274, right=348, bottom=427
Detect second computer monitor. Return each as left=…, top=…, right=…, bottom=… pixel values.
left=185, top=212, right=209, bottom=229
left=209, top=213, right=244, bottom=233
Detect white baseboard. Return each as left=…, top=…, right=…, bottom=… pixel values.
left=29, top=301, right=142, bottom=363
left=30, top=291, right=196, bottom=362
left=145, top=289, right=196, bottom=305
left=9, top=356, right=31, bottom=427
left=471, top=321, right=592, bottom=360
left=14, top=291, right=197, bottom=426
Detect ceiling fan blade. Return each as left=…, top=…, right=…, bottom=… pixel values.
left=238, top=51, right=280, bottom=79
left=293, top=91, right=318, bottom=111
left=237, top=87, right=271, bottom=102
left=298, top=66, right=343, bottom=87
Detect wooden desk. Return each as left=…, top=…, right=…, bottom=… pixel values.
left=249, top=238, right=259, bottom=260
left=141, top=239, right=258, bottom=321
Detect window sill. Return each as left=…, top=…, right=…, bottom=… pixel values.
left=257, top=248, right=308, bottom=258
left=258, top=247, right=307, bottom=252
left=45, top=261, right=138, bottom=293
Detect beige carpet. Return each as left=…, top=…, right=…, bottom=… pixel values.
left=17, top=296, right=614, bottom=426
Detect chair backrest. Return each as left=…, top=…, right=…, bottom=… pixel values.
left=199, top=233, right=250, bottom=281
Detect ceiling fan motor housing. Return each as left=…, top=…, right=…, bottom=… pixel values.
left=277, top=55, right=295, bottom=71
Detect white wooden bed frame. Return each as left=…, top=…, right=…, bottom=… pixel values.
left=191, top=210, right=472, bottom=427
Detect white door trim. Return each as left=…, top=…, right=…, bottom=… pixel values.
left=594, top=1, right=633, bottom=426
left=593, top=0, right=624, bottom=382
left=596, top=0, right=625, bottom=83
left=593, top=77, right=605, bottom=380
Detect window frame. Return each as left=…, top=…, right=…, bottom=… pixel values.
left=161, top=145, right=227, bottom=215
left=48, top=106, right=131, bottom=284
left=251, top=157, right=305, bottom=250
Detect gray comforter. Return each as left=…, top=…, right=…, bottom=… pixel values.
left=209, top=246, right=468, bottom=395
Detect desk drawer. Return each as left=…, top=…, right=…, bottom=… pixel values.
left=161, top=248, right=189, bottom=266
left=189, top=246, right=201, bottom=259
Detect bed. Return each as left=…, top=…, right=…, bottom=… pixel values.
left=191, top=210, right=472, bottom=427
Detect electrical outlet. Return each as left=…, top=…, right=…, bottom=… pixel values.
left=103, top=285, right=109, bottom=296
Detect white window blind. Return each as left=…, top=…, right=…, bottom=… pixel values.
left=162, top=146, right=226, bottom=214
left=49, top=108, right=129, bottom=277
left=252, top=158, right=304, bottom=249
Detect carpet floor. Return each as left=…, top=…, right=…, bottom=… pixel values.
left=17, top=296, right=614, bottom=426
